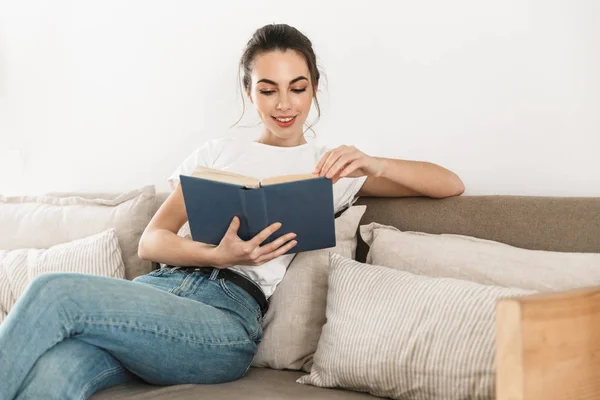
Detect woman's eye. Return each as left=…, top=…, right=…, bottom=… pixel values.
left=259, top=88, right=305, bottom=96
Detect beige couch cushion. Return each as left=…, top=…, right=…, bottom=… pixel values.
left=297, top=253, right=533, bottom=399
left=0, top=229, right=125, bottom=324
left=252, top=206, right=366, bottom=372
left=91, top=367, right=378, bottom=399
left=0, top=186, right=156, bottom=279
left=360, top=222, right=600, bottom=291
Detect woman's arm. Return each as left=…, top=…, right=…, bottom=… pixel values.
left=314, top=145, right=464, bottom=199
left=138, top=185, right=219, bottom=267
left=358, top=158, right=464, bottom=198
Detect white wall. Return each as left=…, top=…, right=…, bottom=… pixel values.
left=1, top=0, right=599, bottom=196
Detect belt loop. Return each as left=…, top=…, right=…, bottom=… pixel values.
left=208, top=268, right=220, bottom=281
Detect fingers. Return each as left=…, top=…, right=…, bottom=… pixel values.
left=220, top=219, right=297, bottom=267
left=337, top=158, right=366, bottom=180
left=253, top=238, right=298, bottom=265
left=316, top=145, right=356, bottom=178
left=326, top=153, right=361, bottom=180
left=313, top=150, right=331, bottom=174
left=259, top=232, right=297, bottom=254
left=243, top=228, right=297, bottom=265
left=246, top=231, right=296, bottom=260
left=226, top=216, right=240, bottom=236
left=248, top=221, right=282, bottom=247
left=318, top=150, right=341, bottom=177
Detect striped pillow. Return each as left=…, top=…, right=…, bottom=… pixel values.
left=297, top=253, right=533, bottom=399
left=0, top=228, right=125, bottom=323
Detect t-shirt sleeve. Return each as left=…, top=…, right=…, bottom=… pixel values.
left=332, top=175, right=368, bottom=214
left=167, top=139, right=219, bottom=191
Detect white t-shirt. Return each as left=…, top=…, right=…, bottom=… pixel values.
left=167, top=137, right=367, bottom=298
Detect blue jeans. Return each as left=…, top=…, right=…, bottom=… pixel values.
left=0, top=267, right=264, bottom=400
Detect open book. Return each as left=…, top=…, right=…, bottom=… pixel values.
left=179, top=167, right=336, bottom=254
left=190, top=166, right=319, bottom=188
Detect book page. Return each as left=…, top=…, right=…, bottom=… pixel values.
left=191, top=166, right=260, bottom=188
left=260, top=173, right=320, bottom=186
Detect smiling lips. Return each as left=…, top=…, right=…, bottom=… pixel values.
left=272, top=116, right=296, bottom=127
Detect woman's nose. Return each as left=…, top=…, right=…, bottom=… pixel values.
left=276, top=94, right=291, bottom=111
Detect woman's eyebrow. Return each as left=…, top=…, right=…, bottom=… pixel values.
left=256, top=76, right=308, bottom=86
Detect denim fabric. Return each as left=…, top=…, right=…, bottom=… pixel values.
left=0, top=267, right=264, bottom=400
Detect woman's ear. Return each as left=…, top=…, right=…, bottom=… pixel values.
left=246, top=91, right=253, bottom=104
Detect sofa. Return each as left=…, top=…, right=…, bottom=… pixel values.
left=2, top=189, right=599, bottom=399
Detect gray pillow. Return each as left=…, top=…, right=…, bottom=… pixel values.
left=252, top=206, right=366, bottom=372
left=361, top=222, right=600, bottom=291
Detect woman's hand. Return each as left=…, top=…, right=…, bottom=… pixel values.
left=211, top=217, right=297, bottom=268
left=313, top=145, right=386, bottom=184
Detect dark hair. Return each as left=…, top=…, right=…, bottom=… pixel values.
left=233, top=24, right=322, bottom=135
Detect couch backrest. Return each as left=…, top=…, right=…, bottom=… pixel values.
left=355, top=196, right=600, bottom=262
left=156, top=193, right=600, bottom=263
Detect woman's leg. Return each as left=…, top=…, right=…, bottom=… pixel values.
left=15, top=337, right=138, bottom=400
left=0, top=271, right=261, bottom=400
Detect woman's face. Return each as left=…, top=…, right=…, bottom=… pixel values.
left=248, top=50, right=315, bottom=145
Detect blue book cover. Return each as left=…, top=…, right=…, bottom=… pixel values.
left=179, top=170, right=336, bottom=255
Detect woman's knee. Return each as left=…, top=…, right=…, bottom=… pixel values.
left=25, top=273, right=92, bottom=303
left=28, top=273, right=76, bottom=294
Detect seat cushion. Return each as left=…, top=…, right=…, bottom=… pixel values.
left=91, top=368, right=379, bottom=399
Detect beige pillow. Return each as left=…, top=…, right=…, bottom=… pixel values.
left=0, top=186, right=156, bottom=279
left=361, top=222, right=600, bottom=291
left=297, top=253, right=533, bottom=399
left=252, top=205, right=366, bottom=372
left=0, top=228, right=125, bottom=324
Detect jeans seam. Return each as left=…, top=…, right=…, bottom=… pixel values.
left=235, top=359, right=254, bottom=381
left=218, top=279, right=262, bottom=321
left=218, top=280, right=261, bottom=340
left=167, top=273, right=195, bottom=295
left=78, top=317, right=254, bottom=346
left=77, top=364, right=127, bottom=400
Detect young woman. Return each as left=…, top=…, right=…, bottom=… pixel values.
left=0, top=24, right=464, bottom=399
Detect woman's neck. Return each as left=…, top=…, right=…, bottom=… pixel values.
left=257, top=130, right=307, bottom=148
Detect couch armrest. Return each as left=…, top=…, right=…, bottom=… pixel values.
left=496, top=286, right=600, bottom=400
